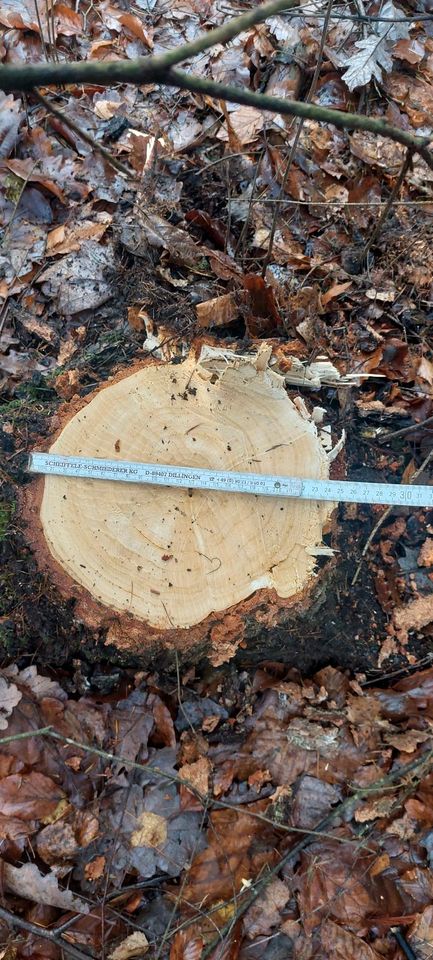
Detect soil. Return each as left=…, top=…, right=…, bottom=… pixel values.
left=2, top=153, right=433, bottom=688
left=2, top=248, right=432, bottom=686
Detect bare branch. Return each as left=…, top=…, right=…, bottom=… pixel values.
left=0, top=0, right=299, bottom=90
left=168, top=68, right=433, bottom=170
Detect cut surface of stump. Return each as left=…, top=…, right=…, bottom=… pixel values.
left=25, top=344, right=338, bottom=662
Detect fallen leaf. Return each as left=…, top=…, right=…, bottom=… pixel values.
left=53, top=3, right=83, bottom=35
left=321, top=281, right=353, bottom=306
left=37, top=820, right=79, bottom=865
left=354, top=795, right=397, bottom=822
left=5, top=158, right=65, bottom=201
left=321, top=919, right=382, bottom=958
left=0, top=93, right=23, bottom=158
left=19, top=314, right=55, bottom=342
left=218, top=105, right=264, bottom=145
left=38, top=240, right=115, bottom=314
left=130, top=811, right=168, bottom=848
left=419, top=539, right=433, bottom=567
left=393, top=38, right=425, bottom=64
left=341, top=1, right=409, bottom=90
left=4, top=862, right=89, bottom=912
left=0, top=677, right=21, bottom=729
left=85, top=856, right=106, bottom=881
left=46, top=216, right=111, bottom=256
left=196, top=293, right=239, bottom=329
left=0, top=772, right=64, bottom=820
left=7, top=664, right=67, bottom=701
left=183, top=803, right=279, bottom=905
left=109, top=933, right=149, bottom=960
left=127, top=306, right=147, bottom=331
left=169, top=931, right=204, bottom=960
left=418, top=356, right=433, bottom=387
left=244, top=879, right=290, bottom=939
left=384, top=730, right=431, bottom=753
left=243, top=273, right=283, bottom=337
left=409, top=904, right=433, bottom=960
left=393, top=595, right=433, bottom=643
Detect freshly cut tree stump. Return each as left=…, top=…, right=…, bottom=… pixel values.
left=24, top=342, right=339, bottom=664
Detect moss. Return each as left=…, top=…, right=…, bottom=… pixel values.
left=0, top=497, right=14, bottom=542
left=0, top=620, right=27, bottom=659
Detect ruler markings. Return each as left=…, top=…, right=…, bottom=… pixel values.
left=27, top=452, right=433, bottom=508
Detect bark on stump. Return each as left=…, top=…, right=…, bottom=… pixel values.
left=24, top=341, right=339, bottom=665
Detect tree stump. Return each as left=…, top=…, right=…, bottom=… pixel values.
left=23, top=341, right=340, bottom=665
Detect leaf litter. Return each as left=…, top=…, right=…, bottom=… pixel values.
left=0, top=662, right=430, bottom=955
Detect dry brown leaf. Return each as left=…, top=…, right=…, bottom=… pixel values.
left=0, top=93, right=23, bottom=158
left=296, top=841, right=377, bottom=934
left=4, top=862, right=89, bottom=912
left=183, top=803, right=279, bottom=905
left=169, top=931, right=204, bottom=960
left=196, top=293, right=238, bottom=329
left=109, top=933, right=149, bottom=960
left=393, top=38, right=425, bottom=64
left=393, top=595, right=433, bottom=642
left=321, top=919, right=382, bottom=959
left=244, top=879, right=290, bottom=939
left=46, top=217, right=111, bottom=256
left=53, top=3, right=83, bottom=35
left=5, top=158, right=65, bottom=201
left=127, top=306, right=147, bottom=331
left=350, top=130, right=404, bottom=175
left=354, top=795, right=396, bottom=822
left=130, top=811, right=168, bottom=848
left=54, top=369, right=80, bottom=399
left=37, top=820, right=78, bottom=865
left=418, top=539, right=433, bottom=567
left=321, top=281, right=353, bottom=306
left=409, top=904, right=433, bottom=959
left=94, top=99, right=122, bottom=120
left=0, top=771, right=64, bottom=820
left=19, top=315, right=55, bottom=342
left=85, top=856, right=106, bottom=881
left=418, top=356, right=433, bottom=387
left=217, top=106, right=264, bottom=145
left=7, top=663, right=67, bottom=701
left=179, top=757, right=211, bottom=797
left=384, top=729, right=431, bottom=753
left=369, top=853, right=390, bottom=877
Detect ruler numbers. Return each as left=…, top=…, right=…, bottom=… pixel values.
left=28, top=453, right=433, bottom=508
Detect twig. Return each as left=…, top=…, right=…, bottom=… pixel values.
left=0, top=726, right=52, bottom=745
left=202, top=744, right=433, bottom=958
left=33, top=0, right=50, bottom=62
left=0, top=904, right=91, bottom=960
left=378, top=414, right=433, bottom=444
left=33, top=90, right=133, bottom=179
left=262, top=0, right=334, bottom=274
left=0, top=60, right=428, bottom=173
left=168, top=70, right=433, bottom=172
left=352, top=448, right=433, bottom=585
left=1, top=0, right=300, bottom=90
left=35, top=729, right=372, bottom=840
left=361, top=149, right=414, bottom=258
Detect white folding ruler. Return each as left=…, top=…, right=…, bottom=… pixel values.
left=28, top=452, right=433, bottom=507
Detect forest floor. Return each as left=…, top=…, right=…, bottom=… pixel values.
left=1, top=0, right=433, bottom=955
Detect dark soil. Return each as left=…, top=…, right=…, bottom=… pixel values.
left=2, top=167, right=433, bottom=688
left=2, top=256, right=432, bottom=687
